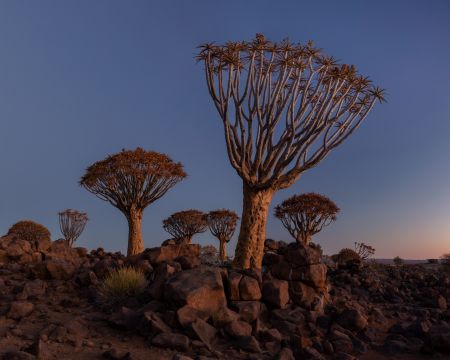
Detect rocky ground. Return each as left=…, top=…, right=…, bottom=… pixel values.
left=0, top=235, right=449, bottom=360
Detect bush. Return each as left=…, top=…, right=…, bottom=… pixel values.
left=441, top=253, right=450, bottom=273
left=98, top=266, right=147, bottom=307
left=393, top=256, right=404, bottom=266
left=7, top=220, right=51, bottom=244
left=335, top=248, right=361, bottom=266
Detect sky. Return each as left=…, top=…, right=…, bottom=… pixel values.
left=0, top=0, right=449, bottom=259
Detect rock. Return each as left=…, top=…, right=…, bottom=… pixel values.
left=276, top=348, right=295, bottom=360
left=151, top=333, right=190, bottom=352
left=259, top=328, right=282, bottom=343
left=2, top=351, right=36, bottom=360
left=382, top=339, right=409, bottom=355
left=108, top=307, right=141, bottom=330
left=177, top=305, right=208, bottom=328
left=165, top=267, right=226, bottom=316
left=148, top=262, right=182, bottom=300
left=234, top=336, right=261, bottom=353
left=289, top=281, right=317, bottom=307
left=45, top=259, right=77, bottom=280
left=172, top=355, right=194, bottom=360
left=239, top=276, right=261, bottom=301
left=211, top=307, right=240, bottom=327
left=175, top=256, right=200, bottom=270
left=21, top=279, right=47, bottom=299
left=424, top=325, right=450, bottom=353
left=26, top=338, right=52, bottom=360
left=191, top=318, right=217, bottom=349
left=283, top=243, right=322, bottom=266
left=146, top=244, right=200, bottom=265
left=225, top=320, right=252, bottom=338
left=436, top=295, right=447, bottom=310
left=336, top=309, right=368, bottom=332
left=262, top=279, right=289, bottom=308
left=233, top=301, right=262, bottom=323
left=227, top=272, right=242, bottom=301
left=139, top=311, right=171, bottom=337
left=7, top=301, right=34, bottom=320
left=102, top=349, right=132, bottom=360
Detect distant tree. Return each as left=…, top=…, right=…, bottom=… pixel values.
left=163, top=210, right=207, bottom=244
left=354, top=242, right=375, bottom=260
left=427, top=258, right=439, bottom=264
left=197, top=34, right=384, bottom=268
left=58, top=209, right=89, bottom=247
left=80, top=148, right=186, bottom=256
left=274, top=193, right=339, bottom=246
left=206, top=209, right=239, bottom=260
left=441, top=253, right=450, bottom=273
left=393, top=256, right=404, bottom=266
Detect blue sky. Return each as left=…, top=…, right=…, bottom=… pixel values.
left=0, top=0, right=449, bottom=258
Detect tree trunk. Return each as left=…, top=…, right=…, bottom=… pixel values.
left=127, top=209, right=144, bottom=256
left=233, top=183, right=274, bottom=269
left=219, top=238, right=227, bottom=261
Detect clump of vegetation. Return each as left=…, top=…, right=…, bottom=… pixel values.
left=334, top=248, right=361, bottom=267
left=7, top=220, right=51, bottom=244
left=354, top=242, right=375, bottom=260
left=393, top=256, right=404, bottom=266
left=206, top=209, right=239, bottom=261
left=197, top=34, right=384, bottom=269
left=98, top=266, right=147, bottom=307
left=274, top=193, right=339, bottom=246
left=58, top=209, right=89, bottom=247
left=163, top=209, right=207, bottom=244
left=441, top=253, right=450, bottom=273
left=80, top=148, right=186, bottom=256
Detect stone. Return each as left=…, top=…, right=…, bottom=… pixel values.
left=139, top=311, right=171, bottom=337
left=146, top=244, right=200, bottom=265
left=227, top=271, right=242, bottom=301
left=7, top=301, right=34, bottom=320
left=283, top=243, right=322, bottom=266
left=2, top=351, right=36, bottom=360
left=336, top=309, right=368, bottom=332
left=151, top=333, right=190, bottom=352
left=262, top=279, right=289, bottom=308
left=276, top=347, right=295, bottom=360
left=239, top=276, right=261, bottom=301
left=436, top=295, right=447, bottom=311
left=102, top=349, right=132, bottom=360
left=175, top=256, right=200, bottom=270
left=225, top=320, right=252, bottom=338
left=234, top=336, right=261, bottom=353
left=289, top=281, right=317, bottom=307
left=211, top=307, right=240, bottom=327
left=26, top=339, right=52, bottom=360
left=233, top=301, right=262, bottom=323
left=191, top=318, right=217, bottom=349
left=165, top=267, right=226, bottom=316
left=21, top=279, right=47, bottom=299
left=424, top=325, right=450, bottom=353
left=108, top=307, right=141, bottom=330
left=45, top=259, right=77, bottom=280
left=177, top=305, right=208, bottom=328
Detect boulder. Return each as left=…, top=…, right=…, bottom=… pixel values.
left=177, top=305, right=208, bottom=328
left=191, top=318, right=217, bottom=350
left=145, top=244, right=200, bottom=265
left=239, top=275, right=261, bottom=301
left=151, top=333, right=190, bottom=352
left=227, top=271, right=242, bottom=301
left=45, top=259, right=77, bottom=280
left=336, top=309, right=368, bottom=332
left=165, top=267, right=226, bottom=316
left=225, top=320, right=252, bottom=338
left=7, top=301, right=34, bottom=320
left=262, top=279, right=289, bottom=308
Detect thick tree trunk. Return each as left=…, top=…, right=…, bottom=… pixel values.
left=233, top=183, right=274, bottom=269
left=127, top=209, right=144, bottom=256
left=219, top=238, right=227, bottom=261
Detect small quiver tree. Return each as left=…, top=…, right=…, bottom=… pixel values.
left=206, top=209, right=239, bottom=261
left=274, top=193, right=339, bottom=246
left=163, top=210, right=207, bottom=244
left=80, top=148, right=186, bottom=256
left=197, top=34, right=384, bottom=268
left=58, top=209, right=89, bottom=247
left=354, top=242, right=375, bottom=260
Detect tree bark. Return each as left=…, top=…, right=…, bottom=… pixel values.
left=219, top=238, right=227, bottom=261
left=233, top=183, right=274, bottom=269
left=127, top=209, right=144, bottom=256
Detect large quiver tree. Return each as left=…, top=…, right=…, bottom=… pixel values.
left=80, top=148, right=186, bottom=256
left=162, top=209, right=207, bottom=244
left=197, top=34, right=384, bottom=268
left=206, top=209, right=239, bottom=260
left=274, top=193, right=339, bottom=245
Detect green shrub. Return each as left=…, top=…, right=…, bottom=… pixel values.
left=336, top=248, right=361, bottom=265
left=98, top=266, right=147, bottom=307
left=8, top=220, right=51, bottom=243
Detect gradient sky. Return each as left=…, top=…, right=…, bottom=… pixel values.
left=0, top=0, right=449, bottom=259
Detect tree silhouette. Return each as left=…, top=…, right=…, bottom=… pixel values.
left=58, top=209, right=89, bottom=247
left=354, top=242, right=375, bottom=260
left=163, top=209, right=207, bottom=244
left=197, top=34, right=384, bottom=268
left=206, top=209, right=239, bottom=260
left=274, top=193, right=339, bottom=245
left=80, top=148, right=186, bottom=256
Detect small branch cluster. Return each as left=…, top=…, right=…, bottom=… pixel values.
left=163, top=210, right=207, bottom=244
left=354, top=242, right=375, bottom=260
left=206, top=209, right=239, bottom=260
left=58, top=209, right=89, bottom=247
left=274, top=193, right=339, bottom=245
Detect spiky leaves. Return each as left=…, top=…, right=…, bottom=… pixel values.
left=163, top=209, right=207, bottom=244
left=206, top=209, right=239, bottom=260
left=58, top=209, right=89, bottom=247
left=197, top=34, right=384, bottom=189
left=274, top=193, right=339, bottom=245
left=80, top=148, right=186, bottom=256
left=354, top=242, right=375, bottom=260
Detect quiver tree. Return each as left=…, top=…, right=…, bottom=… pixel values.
left=274, top=193, right=339, bottom=245
left=197, top=34, right=384, bottom=268
left=58, top=209, right=89, bottom=247
left=163, top=209, right=207, bottom=244
left=206, top=209, right=239, bottom=260
left=354, top=242, right=375, bottom=260
left=80, top=148, right=186, bottom=256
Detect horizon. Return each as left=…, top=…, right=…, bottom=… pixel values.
left=1, top=1, right=450, bottom=259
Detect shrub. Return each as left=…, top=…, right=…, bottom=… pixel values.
left=7, top=220, right=51, bottom=244
left=335, top=248, right=361, bottom=266
left=441, top=253, right=450, bottom=273
left=393, top=256, right=404, bottom=266
left=98, top=266, right=147, bottom=307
